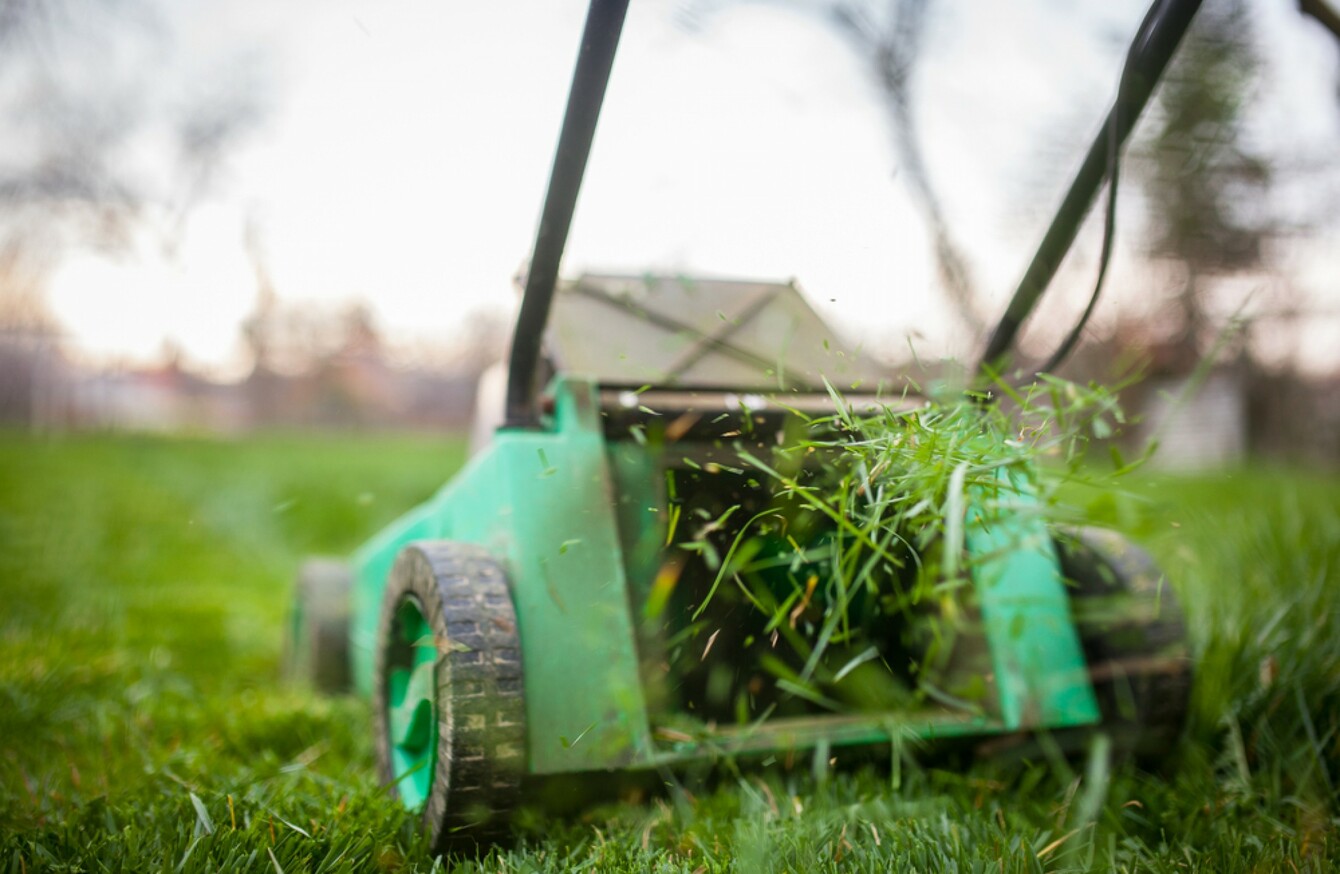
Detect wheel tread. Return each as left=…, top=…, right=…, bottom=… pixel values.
left=374, top=541, right=525, bottom=852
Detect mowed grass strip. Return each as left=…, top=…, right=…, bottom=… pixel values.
left=1, top=433, right=1338, bottom=871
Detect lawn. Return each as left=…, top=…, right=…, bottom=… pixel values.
left=1, top=432, right=1338, bottom=871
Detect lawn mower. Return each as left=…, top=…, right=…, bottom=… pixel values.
left=288, top=0, right=1199, bottom=852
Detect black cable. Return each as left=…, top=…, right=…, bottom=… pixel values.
left=976, top=0, right=1202, bottom=378
left=1037, top=2, right=1160, bottom=376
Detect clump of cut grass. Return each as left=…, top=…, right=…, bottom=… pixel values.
left=685, top=374, right=1140, bottom=714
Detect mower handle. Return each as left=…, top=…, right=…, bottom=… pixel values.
left=505, top=0, right=630, bottom=429
left=504, top=0, right=1201, bottom=416
left=977, top=0, right=1203, bottom=375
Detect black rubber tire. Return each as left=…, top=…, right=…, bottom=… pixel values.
left=288, top=558, right=353, bottom=693
left=1056, top=527, right=1193, bottom=763
left=373, top=541, right=525, bottom=853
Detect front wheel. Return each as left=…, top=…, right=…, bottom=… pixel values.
left=374, top=541, right=525, bottom=852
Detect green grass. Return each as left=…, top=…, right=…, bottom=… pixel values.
left=1, top=433, right=1338, bottom=871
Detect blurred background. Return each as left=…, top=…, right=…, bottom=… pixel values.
left=4, top=4, right=1340, bottom=863
left=0, top=0, right=1338, bottom=466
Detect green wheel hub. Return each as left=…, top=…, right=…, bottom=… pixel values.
left=387, top=596, right=437, bottom=810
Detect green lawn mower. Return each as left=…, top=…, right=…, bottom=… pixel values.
left=289, top=0, right=1201, bottom=852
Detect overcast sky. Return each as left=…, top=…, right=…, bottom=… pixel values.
left=30, top=0, right=1340, bottom=377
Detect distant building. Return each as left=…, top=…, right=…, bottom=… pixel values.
left=1135, top=368, right=1248, bottom=470
left=70, top=360, right=249, bottom=433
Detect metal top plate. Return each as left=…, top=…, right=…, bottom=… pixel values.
left=545, top=274, right=888, bottom=391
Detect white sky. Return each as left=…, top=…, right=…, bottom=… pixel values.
left=39, top=0, right=1340, bottom=377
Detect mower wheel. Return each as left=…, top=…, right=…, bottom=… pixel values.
left=287, top=558, right=353, bottom=693
left=374, top=541, right=525, bottom=852
left=1057, top=527, right=1192, bottom=762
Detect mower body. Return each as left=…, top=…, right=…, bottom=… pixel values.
left=287, top=0, right=1204, bottom=844
left=343, top=276, right=1101, bottom=779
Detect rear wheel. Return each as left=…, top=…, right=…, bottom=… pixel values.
left=1057, top=527, right=1192, bottom=761
left=374, top=541, right=525, bottom=851
left=287, top=558, right=353, bottom=693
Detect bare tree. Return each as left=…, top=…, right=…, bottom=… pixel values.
left=683, top=0, right=986, bottom=334
left=0, top=0, right=268, bottom=426
left=1134, top=0, right=1273, bottom=371
left=0, top=0, right=267, bottom=269
left=830, top=0, right=984, bottom=335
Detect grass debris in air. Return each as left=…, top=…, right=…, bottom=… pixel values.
left=672, top=375, right=1138, bottom=722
